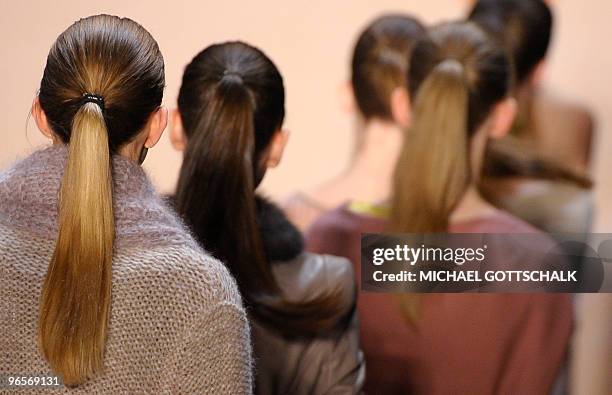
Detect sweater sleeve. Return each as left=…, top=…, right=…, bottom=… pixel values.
left=175, top=302, right=253, bottom=394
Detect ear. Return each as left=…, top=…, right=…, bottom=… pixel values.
left=339, top=81, right=356, bottom=114
left=144, top=106, right=168, bottom=149
left=170, top=108, right=187, bottom=151
left=488, top=97, right=517, bottom=139
left=266, top=129, right=290, bottom=168
left=31, top=96, right=55, bottom=141
left=390, top=86, right=411, bottom=128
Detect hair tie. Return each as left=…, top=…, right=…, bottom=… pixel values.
left=377, top=48, right=406, bottom=67
left=222, top=69, right=243, bottom=83
left=436, top=59, right=465, bottom=74
left=81, top=93, right=105, bottom=111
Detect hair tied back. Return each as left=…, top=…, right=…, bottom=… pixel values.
left=222, top=69, right=244, bottom=83
left=81, top=93, right=105, bottom=111
left=435, top=59, right=465, bottom=77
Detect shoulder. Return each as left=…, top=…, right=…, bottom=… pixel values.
left=280, top=192, right=327, bottom=231
left=308, top=205, right=356, bottom=239
left=451, top=209, right=542, bottom=234
left=272, top=253, right=356, bottom=318
left=492, top=210, right=543, bottom=233
left=488, top=178, right=593, bottom=233
left=306, top=204, right=385, bottom=251
left=490, top=210, right=548, bottom=238
left=115, top=243, right=243, bottom=310
left=535, top=92, right=595, bottom=134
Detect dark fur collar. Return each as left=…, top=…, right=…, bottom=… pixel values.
left=256, top=195, right=304, bottom=263
left=166, top=194, right=304, bottom=263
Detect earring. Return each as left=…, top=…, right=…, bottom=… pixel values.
left=138, top=146, right=149, bottom=165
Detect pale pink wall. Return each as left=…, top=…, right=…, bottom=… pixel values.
left=0, top=0, right=463, bottom=197
left=0, top=1, right=609, bottom=393
left=1, top=1, right=610, bottom=230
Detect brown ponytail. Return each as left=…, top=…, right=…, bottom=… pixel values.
left=40, top=103, right=113, bottom=386
left=176, top=73, right=279, bottom=299
left=176, top=42, right=343, bottom=336
left=36, top=15, right=165, bottom=385
left=390, top=60, right=470, bottom=233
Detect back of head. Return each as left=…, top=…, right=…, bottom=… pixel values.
left=175, top=42, right=283, bottom=301
left=37, top=14, right=164, bottom=386
left=175, top=42, right=343, bottom=336
left=391, top=21, right=512, bottom=232
left=351, top=14, right=425, bottom=121
left=468, top=0, right=553, bottom=85
left=468, top=2, right=591, bottom=186
left=177, top=41, right=285, bottom=159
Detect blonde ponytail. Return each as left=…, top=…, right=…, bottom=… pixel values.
left=388, top=21, right=513, bottom=324
left=36, top=14, right=164, bottom=386
left=389, top=59, right=469, bottom=324
left=39, top=102, right=114, bottom=386
left=390, top=59, right=470, bottom=233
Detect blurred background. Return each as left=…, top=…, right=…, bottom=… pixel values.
left=0, top=1, right=610, bottom=393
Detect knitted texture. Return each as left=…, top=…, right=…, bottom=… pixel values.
left=0, top=145, right=253, bottom=394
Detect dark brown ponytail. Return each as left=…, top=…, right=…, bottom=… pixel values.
left=176, top=71, right=278, bottom=298
left=175, top=42, right=342, bottom=336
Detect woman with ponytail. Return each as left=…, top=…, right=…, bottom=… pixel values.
left=282, top=14, right=425, bottom=231
left=0, top=15, right=251, bottom=392
left=468, top=0, right=594, bottom=235
left=308, top=22, right=572, bottom=394
left=171, top=41, right=364, bottom=394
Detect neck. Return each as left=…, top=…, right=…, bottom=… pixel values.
left=308, top=117, right=404, bottom=209
left=517, top=85, right=532, bottom=108
left=52, top=139, right=143, bottom=164
left=450, top=184, right=498, bottom=224
left=343, top=118, right=403, bottom=199
left=514, top=82, right=538, bottom=134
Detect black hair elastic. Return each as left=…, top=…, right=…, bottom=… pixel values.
left=81, top=93, right=105, bottom=111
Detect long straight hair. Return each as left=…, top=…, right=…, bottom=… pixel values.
left=37, top=15, right=164, bottom=386
left=175, top=42, right=342, bottom=336
left=390, top=59, right=471, bottom=232
left=389, top=22, right=512, bottom=322
left=390, top=22, right=512, bottom=233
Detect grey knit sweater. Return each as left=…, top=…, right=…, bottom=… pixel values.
left=0, top=145, right=252, bottom=394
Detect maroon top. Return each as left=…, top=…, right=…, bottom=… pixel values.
left=306, top=205, right=572, bottom=395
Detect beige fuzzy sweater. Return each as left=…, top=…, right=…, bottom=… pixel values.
left=0, top=145, right=252, bottom=394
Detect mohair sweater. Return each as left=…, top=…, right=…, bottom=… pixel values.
left=0, top=145, right=252, bottom=394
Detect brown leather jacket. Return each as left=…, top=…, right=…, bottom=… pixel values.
left=252, top=198, right=365, bottom=395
